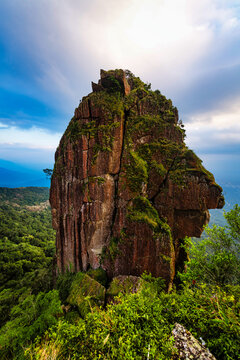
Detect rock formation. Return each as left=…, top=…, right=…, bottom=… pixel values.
left=172, top=323, right=216, bottom=359
left=50, top=69, right=224, bottom=287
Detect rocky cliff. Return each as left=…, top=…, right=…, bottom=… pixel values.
left=50, top=69, right=224, bottom=287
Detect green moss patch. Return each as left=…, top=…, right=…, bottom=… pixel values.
left=184, top=148, right=216, bottom=183
left=86, top=268, right=107, bottom=287
left=67, top=273, right=106, bottom=317
left=127, top=196, right=171, bottom=237
left=151, top=160, right=167, bottom=177
left=106, top=275, right=145, bottom=301
left=125, top=151, right=148, bottom=193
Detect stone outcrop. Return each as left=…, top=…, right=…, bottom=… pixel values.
left=106, top=275, right=145, bottom=303
left=67, top=273, right=106, bottom=317
left=50, top=69, right=224, bottom=287
left=172, top=323, right=216, bottom=359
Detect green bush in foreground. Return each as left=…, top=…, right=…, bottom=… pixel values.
left=161, top=284, right=240, bottom=360
left=24, top=281, right=240, bottom=360
left=0, top=290, right=62, bottom=360
left=26, top=286, right=174, bottom=360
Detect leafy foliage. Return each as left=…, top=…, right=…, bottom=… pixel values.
left=0, top=290, right=62, bottom=360
left=43, top=168, right=53, bottom=179
left=0, top=187, right=239, bottom=359
left=159, top=284, right=240, bottom=360
left=27, top=286, right=174, bottom=360
left=56, top=269, right=76, bottom=304
left=181, top=205, right=240, bottom=287
left=26, top=281, right=240, bottom=360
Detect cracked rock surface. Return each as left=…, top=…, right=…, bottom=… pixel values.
left=50, top=69, right=224, bottom=287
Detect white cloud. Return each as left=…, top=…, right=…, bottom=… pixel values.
left=0, top=122, right=9, bottom=128
left=0, top=124, right=61, bottom=150
left=1, top=0, right=240, bottom=170
left=2, top=0, right=240, bottom=105
left=185, top=96, right=240, bottom=152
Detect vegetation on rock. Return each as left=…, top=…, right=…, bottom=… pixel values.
left=51, top=69, right=223, bottom=285
left=67, top=273, right=106, bottom=317
left=127, top=196, right=171, bottom=236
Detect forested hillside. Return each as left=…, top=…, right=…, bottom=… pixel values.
left=0, top=187, right=55, bottom=327
left=0, top=187, right=239, bottom=359
left=0, top=187, right=50, bottom=205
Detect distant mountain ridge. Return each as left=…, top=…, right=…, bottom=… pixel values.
left=0, top=159, right=50, bottom=187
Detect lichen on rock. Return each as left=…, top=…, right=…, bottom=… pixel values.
left=172, top=323, right=216, bottom=359
left=50, top=69, right=224, bottom=288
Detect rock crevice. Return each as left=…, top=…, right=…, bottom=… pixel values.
left=109, top=108, right=128, bottom=241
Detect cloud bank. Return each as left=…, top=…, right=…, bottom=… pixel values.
left=0, top=122, right=61, bottom=168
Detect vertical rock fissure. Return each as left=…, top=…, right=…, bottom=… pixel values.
left=82, top=99, right=92, bottom=266
left=77, top=214, right=83, bottom=271
left=59, top=215, right=65, bottom=273
left=58, top=177, right=65, bottom=273
left=109, top=108, right=129, bottom=239
left=73, top=220, right=77, bottom=270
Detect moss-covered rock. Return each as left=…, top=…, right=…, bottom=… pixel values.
left=127, top=196, right=171, bottom=236
left=86, top=267, right=108, bottom=287
left=106, top=275, right=145, bottom=303
left=125, top=150, right=148, bottom=193
left=67, top=273, right=106, bottom=317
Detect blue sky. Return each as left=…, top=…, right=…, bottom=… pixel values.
left=0, top=0, right=240, bottom=185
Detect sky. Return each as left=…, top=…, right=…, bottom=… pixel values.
left=0, top=0, right=240, bottom=185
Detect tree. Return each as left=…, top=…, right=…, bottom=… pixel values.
left=181, top=205, right=240, bottom=287
left=43, top=168, right=53, bottom=179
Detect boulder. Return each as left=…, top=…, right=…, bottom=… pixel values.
left=67, top=273, right=106, bottom=317
left=172, top=323, right=216, bottom=359
left=106, top=275, right=145, bottom=303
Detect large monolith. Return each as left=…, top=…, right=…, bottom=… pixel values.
left=50, top=69, right=224, bottom=287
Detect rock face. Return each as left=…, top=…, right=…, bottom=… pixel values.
left=50, top=69, right=224, bottom=287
